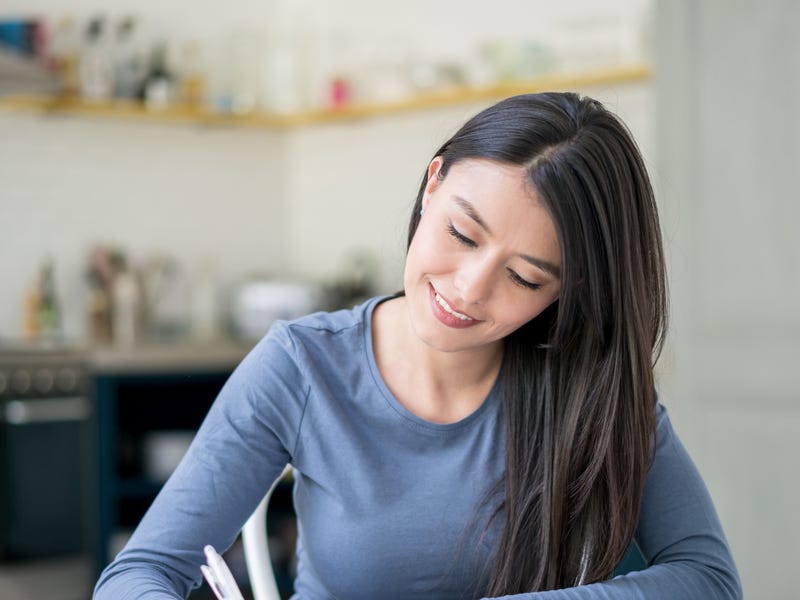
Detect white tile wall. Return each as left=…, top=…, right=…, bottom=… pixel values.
left=0, top=82, right=653, bottom=343
left=0, top=112, right=288, bottom=340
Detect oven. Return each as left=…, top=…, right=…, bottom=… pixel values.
left=0, top=346, right=92, bottom=561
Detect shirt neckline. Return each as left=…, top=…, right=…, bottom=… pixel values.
left=362, top=295, right=502, bottom=433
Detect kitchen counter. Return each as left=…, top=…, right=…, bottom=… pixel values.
left=88, top=341, right=253, bottom=375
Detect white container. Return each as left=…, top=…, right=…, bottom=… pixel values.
left=231, top=279, right=323, bottom=341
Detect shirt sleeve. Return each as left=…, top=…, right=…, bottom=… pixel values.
left=93, top=322, right=309, bottom=600
left=484, top=402, right=743, bottom=600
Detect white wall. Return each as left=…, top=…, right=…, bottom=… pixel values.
left=655, top=1, right=800, bottom=597
left=0, top=114, right=289, bottom=340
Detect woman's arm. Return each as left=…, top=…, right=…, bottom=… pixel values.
left=93, top=323, right=307, bottom=599
left=485, top=402, right=742, bottom=600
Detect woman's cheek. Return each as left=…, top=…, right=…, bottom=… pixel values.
left=412, top=225, right=442, bottom=264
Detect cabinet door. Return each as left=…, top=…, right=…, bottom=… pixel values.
left=93, top=371, right=229, bottom=575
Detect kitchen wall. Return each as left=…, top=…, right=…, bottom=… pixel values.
left=0, top=0, right=654, bottom=342
left=0, top=115, right=290, bottom=340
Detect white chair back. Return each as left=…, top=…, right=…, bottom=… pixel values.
left=242, top=465, right=292, bottom=600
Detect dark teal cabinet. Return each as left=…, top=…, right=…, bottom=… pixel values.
left=92, top=369, right=232, bottom=577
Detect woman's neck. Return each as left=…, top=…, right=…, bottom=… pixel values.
left=372, top=295, right=503, bottom=424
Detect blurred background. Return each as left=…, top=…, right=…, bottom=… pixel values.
left=0, top=0, right=796, bottom=598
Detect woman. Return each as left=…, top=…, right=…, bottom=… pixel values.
left=94, top=93, right=741, bottom=599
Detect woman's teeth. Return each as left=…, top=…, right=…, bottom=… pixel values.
left=435, top=292, right=473, bottom=321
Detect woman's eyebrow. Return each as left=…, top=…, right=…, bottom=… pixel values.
left=452, top=195, right=561, bottom=279
left=521, top=254, right=561, bottom=279
left=453, top=195, right=491, bottom=232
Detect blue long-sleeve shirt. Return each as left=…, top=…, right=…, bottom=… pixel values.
left=94, top=296, right=742, bottom=599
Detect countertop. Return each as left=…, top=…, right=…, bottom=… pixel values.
left=0, top=339, right=254, bottom=375
left=87, top=341, right=254, bottom=375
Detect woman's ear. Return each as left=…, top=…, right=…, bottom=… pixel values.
left=422, top=157, right=445, bottom=211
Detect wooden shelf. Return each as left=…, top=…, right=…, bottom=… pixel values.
left=0, top=63, right=650, bottom=129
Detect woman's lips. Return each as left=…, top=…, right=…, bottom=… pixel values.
left=428, top=284, right=480, bottom=329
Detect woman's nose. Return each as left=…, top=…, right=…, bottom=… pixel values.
left=454, top=257, right=495, bottom=305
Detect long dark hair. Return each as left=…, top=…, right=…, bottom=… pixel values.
left=406, top=93, right=668, bottom=593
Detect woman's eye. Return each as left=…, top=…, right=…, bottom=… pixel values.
left=507, top=269, right=542, bottom=291
left=447, top=222, right=477, bottom=248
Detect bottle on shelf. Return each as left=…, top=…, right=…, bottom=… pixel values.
left=112, top=16, right=147, bottom=100
left=189, top=262, right=220, bottom=343
left=112, top=260, right=142, bottom=347
left=36, top=257, right=62, bottom=342
left=78, top=16, right=114, bottom=100
left=87, top=283, right=113, bottom=344
left=176, top=40, right=206, bottom=107
left=48, top=15, right=81, bottom=94
left=22, top=286, right=40, bottom=342
left=86, top=244, right=118, bottom=345
left=141, top=43, right=176, bottom=109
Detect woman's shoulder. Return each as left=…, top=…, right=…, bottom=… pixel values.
left=255, top=295, right=387, bottom=359
left=278, top=295, right=385, bottom=337
left=289, top=296, right=382, bottom=331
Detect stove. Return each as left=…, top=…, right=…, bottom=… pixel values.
left=0, top=345, right=92, bottom=561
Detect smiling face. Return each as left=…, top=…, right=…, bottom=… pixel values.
left=403, top=157, right=562, bottom=355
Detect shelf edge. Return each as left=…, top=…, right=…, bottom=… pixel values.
left=0, top=62, right=651, bottom=129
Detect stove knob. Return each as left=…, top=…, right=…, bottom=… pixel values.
left=34, top=368, right=55, bottom=394
left=56, top=367, right=79, bottom=394
left=11, top=369, right=32, bottom=394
